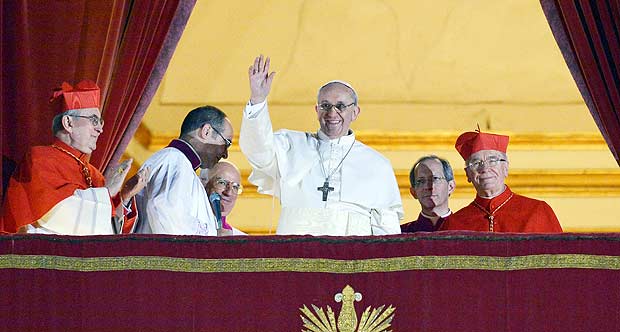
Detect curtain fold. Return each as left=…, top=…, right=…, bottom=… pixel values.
left=1, top=0, right=196, bottom=203
left=95, top=0, right=197, bottom=170
left=540, top=0, right=620, bottom=165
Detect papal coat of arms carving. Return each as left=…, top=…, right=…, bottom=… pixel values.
left=299, top=285, right=396, bottom=332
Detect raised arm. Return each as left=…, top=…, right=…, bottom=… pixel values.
left=240, top=55, right=284, bottom=196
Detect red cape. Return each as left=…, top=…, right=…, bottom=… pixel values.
left=443, top=186, right=562, bottom=233
left=2, top=140, right=133, bottom=233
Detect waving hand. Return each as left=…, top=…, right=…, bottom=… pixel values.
left=248, top=54, right=276, bottom=105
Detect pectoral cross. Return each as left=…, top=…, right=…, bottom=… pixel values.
left=317, top=180, right=334, bottom=202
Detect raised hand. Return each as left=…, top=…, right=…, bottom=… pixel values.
left=248, top=54, right=276, bottom=105
left=104, top=158, right=133, bottom=196
left=120, top=167, right=150, bottom=205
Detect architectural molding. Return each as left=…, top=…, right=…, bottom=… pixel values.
left=135, top=123, right=608, bottom=152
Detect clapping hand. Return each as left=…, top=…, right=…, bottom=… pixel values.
left=120, top=167, right=150, bottom=205
left=249, top=54, right=276, bottom=105
left=104, top=158, right=133, bottom=196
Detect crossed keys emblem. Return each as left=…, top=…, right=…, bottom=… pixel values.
left=299, top=285, right=396, bottom=332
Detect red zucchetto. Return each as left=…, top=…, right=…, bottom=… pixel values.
left=50, top=80, right=101, bottom=112
left=455, top=129, right=509, bottom=160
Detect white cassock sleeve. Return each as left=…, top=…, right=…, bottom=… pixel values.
left=32, top=187, right=114, bottom=235
left=370, top=208, right=402, bottom=235
left=239, top=101, right=285, bottom=197
left=138, top=151, right=214, bottom=235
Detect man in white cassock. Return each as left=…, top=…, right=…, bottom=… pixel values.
left=135, top=105, right=234, bottom=236
left=239, top=55, right=403, bottom=236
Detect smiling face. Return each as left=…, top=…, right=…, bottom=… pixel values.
left=65, top=108, right=104, bottom=154
left=205, top=162, right=241, bottom=216
left=411, top=158, right=455, bottom=215
left=315, top=83, right=360, bottom=139
left=465, top=149, right=509, bottom=197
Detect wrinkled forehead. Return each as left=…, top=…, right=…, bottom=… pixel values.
left=468, top=149, right=504, bottom=161
left=210, top=164, right=240, bottom=183
left=73, top=107, right=101, bottom=116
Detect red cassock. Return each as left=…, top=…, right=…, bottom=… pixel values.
left=2, top=139, right=134, bottom=233
left=442, top=186, right=563, bottom=233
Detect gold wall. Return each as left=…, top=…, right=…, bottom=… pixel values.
left=127, top=0, right=620, bottom=234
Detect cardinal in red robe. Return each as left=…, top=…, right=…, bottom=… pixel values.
left=442, top=129, right=562, bottom=233
left=2, top=80, right=147, bottom=234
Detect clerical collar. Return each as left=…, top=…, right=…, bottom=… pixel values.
left=167, top=139, right=201, bottom=170
left=474, top=186, right=513, bottom=210
left=317, top=130, right=355, bottom=145
left=52, top=139, right=90, bottom=163
left=421, top=209, right=452, bottom=221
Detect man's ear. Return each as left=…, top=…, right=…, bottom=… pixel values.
left=198, top=123, right=211, bottom=142
left=62, top=115, right=73, bottom=132
left=464, top=168, right=472, bottom=183
left=447, top=180, right=456, bottom=196
left=410, top=187, right=418, bottom=199
left=351, top=106, right=361, bottom=121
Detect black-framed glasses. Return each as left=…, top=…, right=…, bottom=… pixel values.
left=213, top=177, right=243, bottom=194
left=210, top=125, right=232, bottom=148
left=317, top=102, right=356, bottom=113
left=70, top=114, right=104, bottom=127
left=413, top=176, right=446, bottom=187
left=466, top=157, right=506, bottom=170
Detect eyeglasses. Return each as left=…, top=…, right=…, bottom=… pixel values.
left=70, top=114, right=104, bottom=127
left=317, top=102, right=356, bottom=113
left=210, top=125, right=232, bottom=149
left=466, top=157, right=507, bottom=170
left=213, top=177, right=243, bottom=194
left=413, top=176, right=446, bottom=187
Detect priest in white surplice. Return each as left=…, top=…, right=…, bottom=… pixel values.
left=240, top=55, right=403, bottom=236
left=135, top=106, right=234, bottom=236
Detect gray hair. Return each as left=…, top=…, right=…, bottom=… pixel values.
left=317, top=80, right=358, bottom=104
left=180, top=105, right=227, bottom=138
left=52, top=109, right=80, bottom=135
left=409, top=155, right=455, bottom=187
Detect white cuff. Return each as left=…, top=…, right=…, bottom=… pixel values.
left=244, top=100, right=267, bottom=118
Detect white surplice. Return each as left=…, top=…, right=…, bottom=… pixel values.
left=135, top=144, right=217, bottom=235
left=239, top=101, right=403, bottom=236
left=26, top=188, right=114, bottom=235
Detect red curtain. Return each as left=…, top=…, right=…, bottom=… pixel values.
left=1, top=0, right=196, bottom=202
left=541, top=0, right=620, bottom=165
left=92, top=1, right=196, bottom=171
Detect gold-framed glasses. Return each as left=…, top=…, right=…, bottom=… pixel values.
left=214, top=177, right=242, bottom=194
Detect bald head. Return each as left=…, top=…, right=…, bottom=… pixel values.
left=204, top=161, right=242, bottom=216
